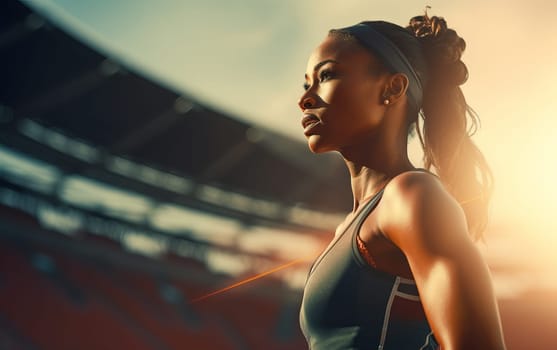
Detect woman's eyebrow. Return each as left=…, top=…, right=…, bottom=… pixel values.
left=304, top=59, right=340, bottom=80
left=313, top=59, right=339, bottom=72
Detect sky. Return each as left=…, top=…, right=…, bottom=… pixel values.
left=22, top=0, right=557, bottom=293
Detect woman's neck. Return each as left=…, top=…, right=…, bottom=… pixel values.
left=342, top=144, right=415, bottom=213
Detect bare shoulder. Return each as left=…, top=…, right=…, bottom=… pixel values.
left=384, top=169, right=443, bottom=196
left=380, top=169, right=451, bottom=215
left=377, top=170, right=470, bottom=253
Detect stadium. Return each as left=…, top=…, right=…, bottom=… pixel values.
left=1, top=1, right=556, bottom=349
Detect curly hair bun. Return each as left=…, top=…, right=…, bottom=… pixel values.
left=407, top=14, right=468, bottom=86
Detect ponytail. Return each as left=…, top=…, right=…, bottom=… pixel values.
left=407, top=14, right=493, bottom=240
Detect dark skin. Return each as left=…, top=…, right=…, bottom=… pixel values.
left=298, top=34, right=506, bottom=350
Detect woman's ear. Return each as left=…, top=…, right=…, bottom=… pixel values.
left=381, top=73, right=409, bottom=105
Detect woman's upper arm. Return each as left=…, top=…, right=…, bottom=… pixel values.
left=379, top=171, right=506, bottom=350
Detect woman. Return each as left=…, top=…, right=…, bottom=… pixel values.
left=297, top=13, right=506, bottom=350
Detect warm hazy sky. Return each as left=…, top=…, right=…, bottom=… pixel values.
left=23, top=0, right=557, bottom=285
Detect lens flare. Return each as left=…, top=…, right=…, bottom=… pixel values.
left=192, top=257, right=312, bottom=303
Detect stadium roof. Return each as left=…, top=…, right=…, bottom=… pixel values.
left=0, top=0, right=353, bottom=232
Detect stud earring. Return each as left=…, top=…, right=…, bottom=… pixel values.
left=383, top=99, right=390, bottom=105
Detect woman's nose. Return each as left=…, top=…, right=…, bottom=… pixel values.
left=298, top=95, right=316, bottom=111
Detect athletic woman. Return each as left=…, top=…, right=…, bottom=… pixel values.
left=298, top=13, right=506, bottom=350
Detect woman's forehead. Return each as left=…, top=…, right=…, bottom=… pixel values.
left=306, top=35, right=372, bottom=71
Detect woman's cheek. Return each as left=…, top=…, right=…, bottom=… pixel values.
left=317, top=81, right=342, bottom=105
left=317, top=87, right=332, bottom=105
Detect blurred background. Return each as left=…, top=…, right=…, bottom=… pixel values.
left=0, top=0, right=556, bottom=349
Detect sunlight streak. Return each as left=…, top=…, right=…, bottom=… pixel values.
left=192, top=257, right=313, bottom=303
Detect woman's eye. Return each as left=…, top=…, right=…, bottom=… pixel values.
left=303, top=69, right=335, bottom=90
left=319, top=70, right=334, bottom=82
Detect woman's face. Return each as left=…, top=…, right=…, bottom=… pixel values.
left=298, top=34, right=390, bottom=153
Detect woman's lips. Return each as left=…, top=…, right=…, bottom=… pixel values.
left=301, top=114, right=321, bottom=135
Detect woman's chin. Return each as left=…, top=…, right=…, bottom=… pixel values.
left=307, top=136, right=335, bottom=154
